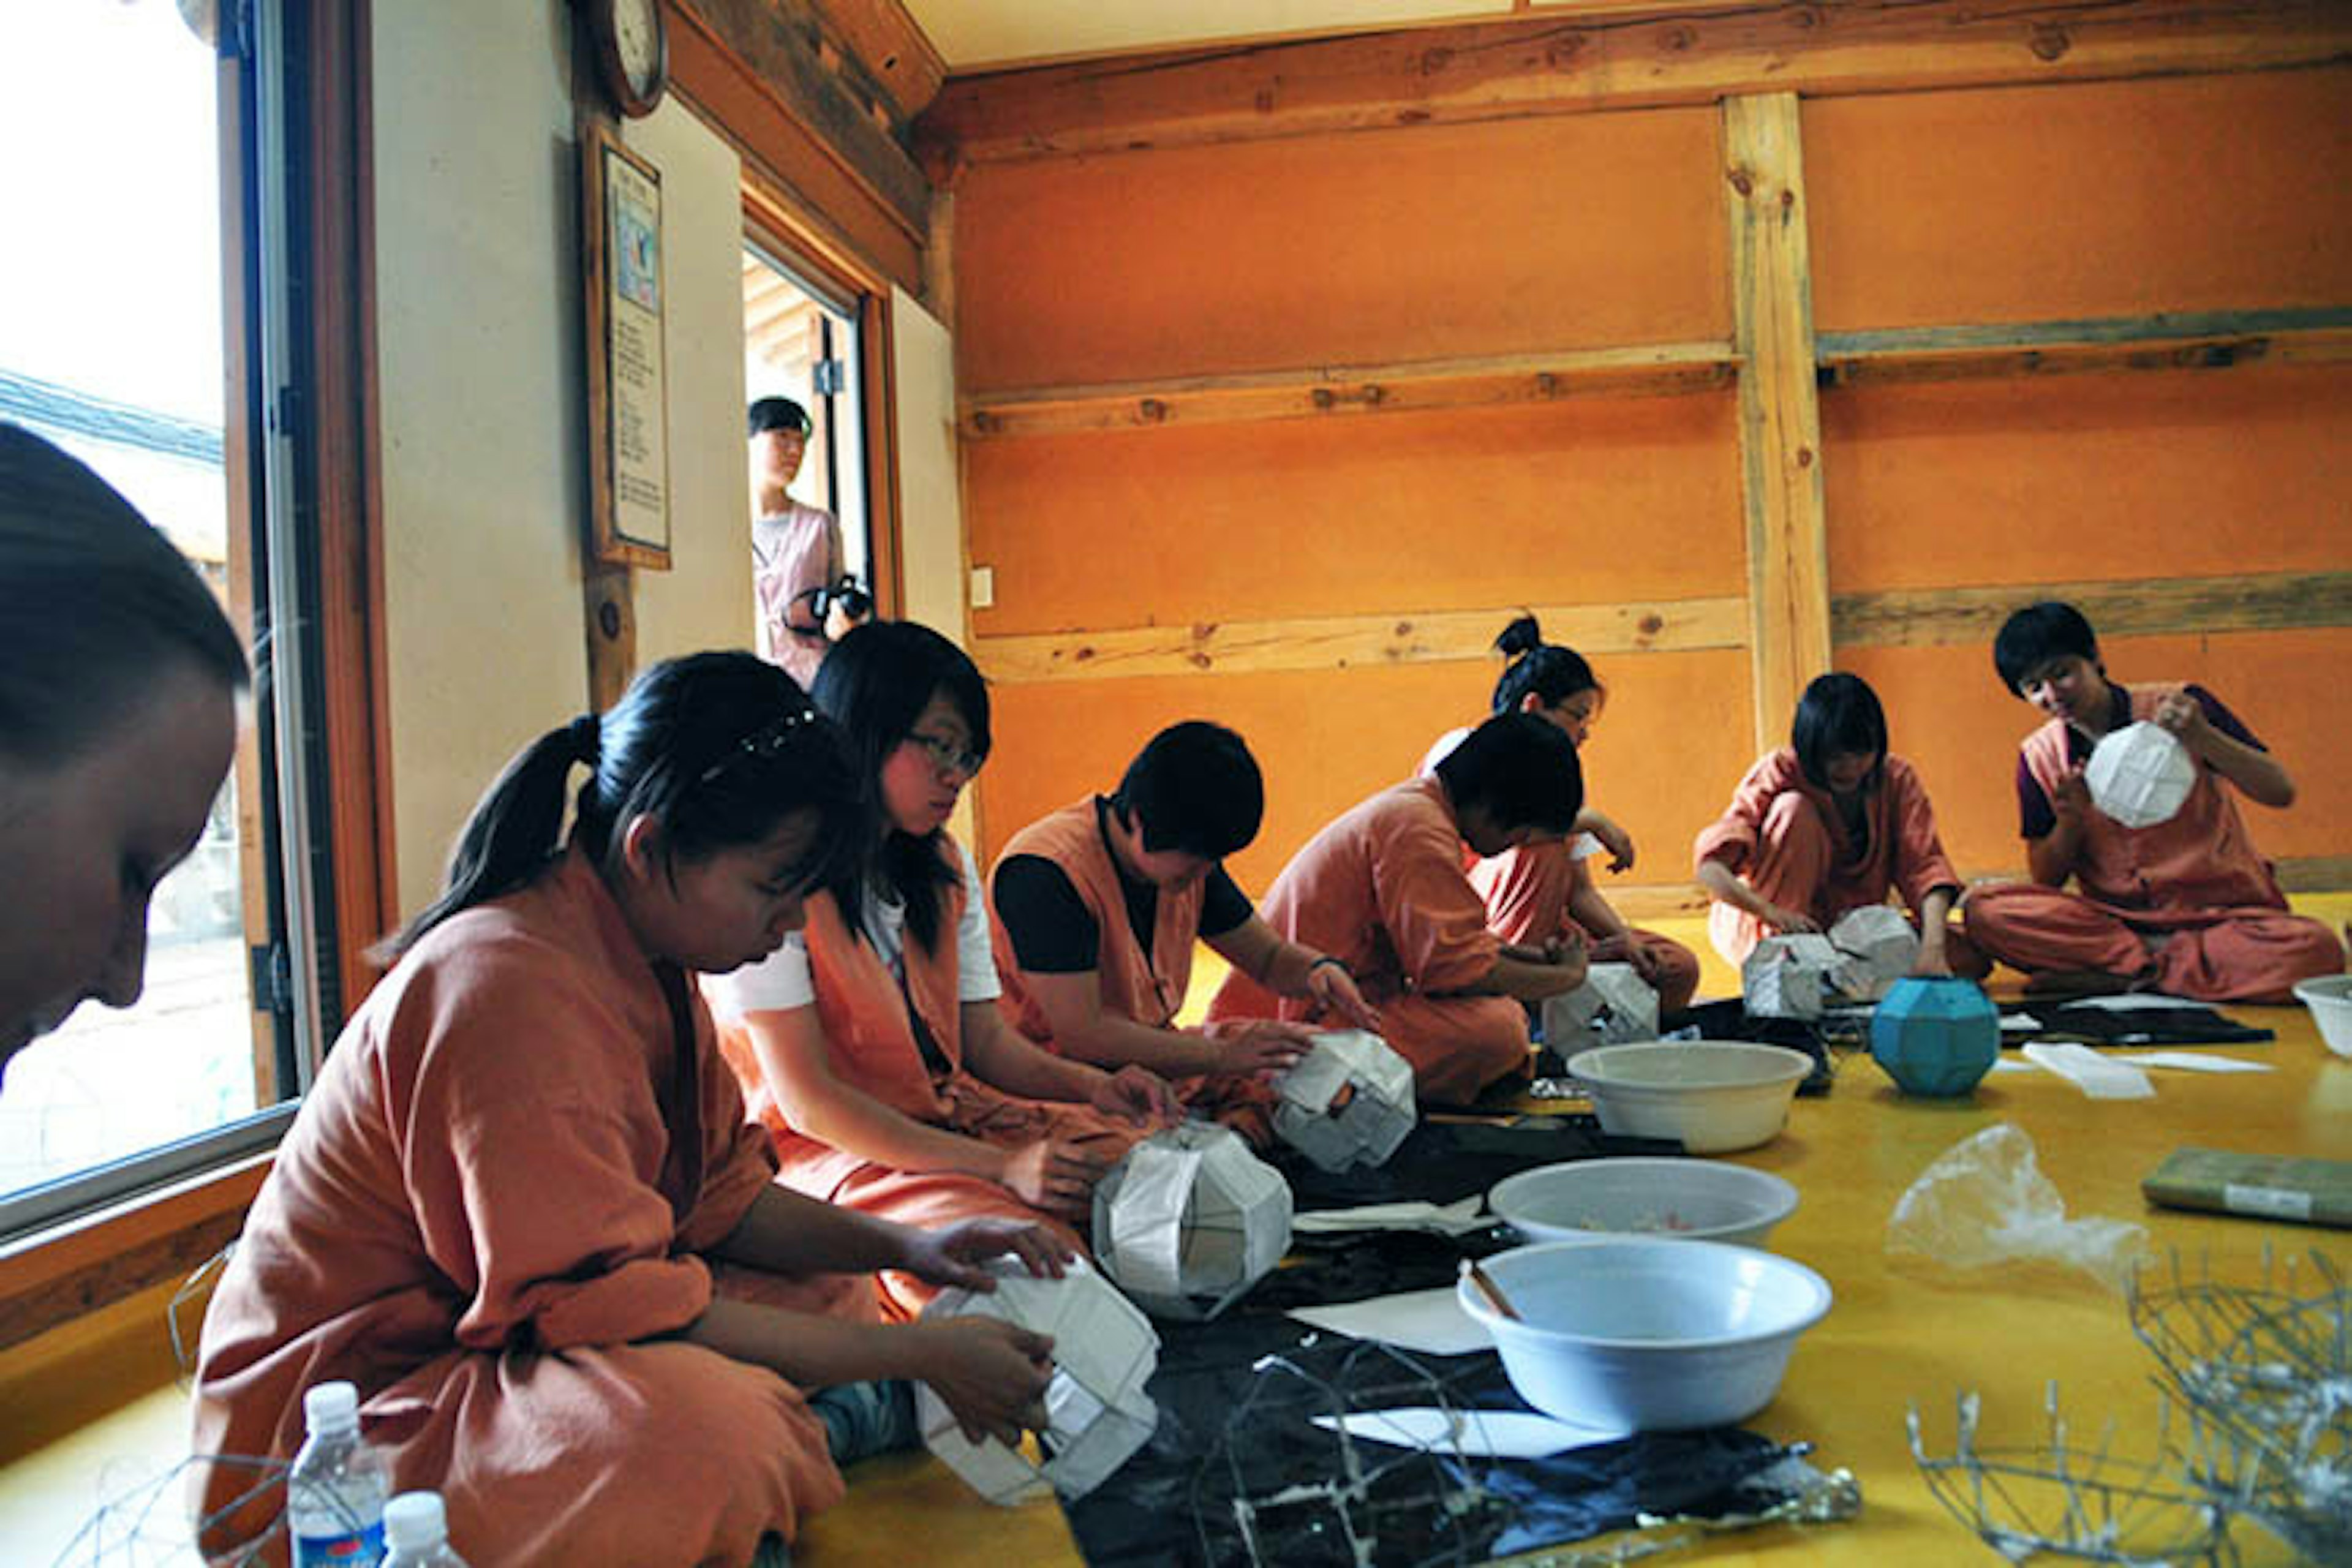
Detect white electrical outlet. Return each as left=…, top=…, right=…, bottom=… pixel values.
left=970, top=565, right=995, bottom=609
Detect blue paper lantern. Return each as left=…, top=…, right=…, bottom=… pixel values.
left=1870, top=977, right=2000, bottom=1096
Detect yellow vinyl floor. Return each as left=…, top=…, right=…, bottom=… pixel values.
left=9, top=895, right=2348, bottom=1566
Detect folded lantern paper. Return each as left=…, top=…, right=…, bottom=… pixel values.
left=1742, top=932, right=1853, bottom=1019
left=1093, top=1123, right=1293, bottom=1320
left=1273, top=1030, right=1417, bottom=1173
left=2085, top=720, right=2196, bottom=830
left=1540, top=962, right=1661, bottom=1047
left=916, top=1257, right=1159, bottom=1504
left=1827, top=905, right=1921, bottom=1000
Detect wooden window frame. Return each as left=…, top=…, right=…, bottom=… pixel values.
left=1, top=0, right=388, bottom=1356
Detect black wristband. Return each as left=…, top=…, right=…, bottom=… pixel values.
left=1308, top=955, right=1351, bottom=978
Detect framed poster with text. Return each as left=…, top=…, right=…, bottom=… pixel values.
left=581, top=118, right=671, bottom=568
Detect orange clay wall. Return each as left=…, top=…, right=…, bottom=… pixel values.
left=1809, top=69, right=2352, bottom=871
left=952, top=66, right=2350, bottom=895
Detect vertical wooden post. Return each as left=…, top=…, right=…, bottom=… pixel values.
left=1724, top=92, right=1831, bottom=753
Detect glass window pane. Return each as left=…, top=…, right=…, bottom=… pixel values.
left=0, top=0, right=281, bottom=1202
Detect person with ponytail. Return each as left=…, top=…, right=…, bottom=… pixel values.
left=708, top=622, right=1179, bottom=1321
left=1422, top=615, right=1702, bottom=1016
left=193, top=652, right=1072, bottom=1567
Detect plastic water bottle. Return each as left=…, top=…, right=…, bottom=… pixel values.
left=381, top=1491, right=472, bottom=1567
left=286, top=1380, right=389, bottom=1566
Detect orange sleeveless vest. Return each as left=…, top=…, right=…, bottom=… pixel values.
left=989, top=798, right=1205, bottom=1048
left=2019, top=682, right=2286, bottom=918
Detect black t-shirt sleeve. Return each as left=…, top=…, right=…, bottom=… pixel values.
left=1199, top=867, right=1253, bottom=938
left=990, top=854, right=1103, bottom=973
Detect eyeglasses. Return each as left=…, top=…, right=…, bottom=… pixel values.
left=906, top=728, right=986, bottom=779
left=699, top=708, right=821, bottom=785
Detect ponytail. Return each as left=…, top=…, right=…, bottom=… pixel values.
left=377, top=652, right=859, bottom=962
left=375, top=723, right=589, bottom=960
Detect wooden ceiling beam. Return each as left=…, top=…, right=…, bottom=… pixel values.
left=676, top=0, right=931, bottom=243
left=918, top=0, right=2352, bottom=168
left=808, top=0, right=946, bottom=124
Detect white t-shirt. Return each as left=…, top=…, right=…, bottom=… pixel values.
left=707, top=839, right=1002, bottom=1019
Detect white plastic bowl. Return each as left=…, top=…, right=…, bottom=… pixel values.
left=1566, top=1041, right=1814, bottom=1154
left=1460, top=1238, right=1831, bottom=1431
left=1490, top=1158, right=1799, bottom=1248
left=2294, top=975, right=2352, bottom=1060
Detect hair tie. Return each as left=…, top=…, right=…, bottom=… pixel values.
left=567, top=714, right=601, bottom=765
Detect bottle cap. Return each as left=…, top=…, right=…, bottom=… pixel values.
left=383, top=1491, right=447, bottom=1550
left=301, top=1380, right=360, bottom=1431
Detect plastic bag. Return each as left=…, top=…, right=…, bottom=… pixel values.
left=1885, top=1123, right=2149, bottom=1295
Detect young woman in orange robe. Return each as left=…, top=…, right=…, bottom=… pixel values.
left=1694, top=671, right=1981, bottom=976
left=193, top=654, right=1068, bottom=1566
left=710, top=623, right=1178, bottom=1319
left=1207, top=713, right=1591, bottom=1106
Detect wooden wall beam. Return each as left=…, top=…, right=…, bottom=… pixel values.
left=962, top=341, right=1737, bottom=439
left=918, top=1, right=2352, bottom=167
left=971, top=597, right=1747, bottom=685
left=1833, top=570, right=2352, bottom=649
left=1725, top=92, right=1831, bottom=753
left=1821, top=307, right=2352, bottom=387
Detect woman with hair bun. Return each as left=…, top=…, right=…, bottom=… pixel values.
left=1422, top=614, right=1702, bottom=1016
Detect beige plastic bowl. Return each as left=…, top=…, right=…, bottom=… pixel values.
left=2294, top=975, right=2352, bottom=1060
left=1566, top=1041, right=1813, bottom=1155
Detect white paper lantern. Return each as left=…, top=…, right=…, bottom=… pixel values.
left=1827, top=905, right=1920, bottom=1001
left=1741, top=932, right=1850, bottom=1019
left=1093, top=1123, right=1293, bottom=1321
left=1273, top=1030, right=1417, bottom=1173
left=916, top=1257, right=1159, bottom=1505
left=2085, top=720, right=2195, bottom=830
left=1540, top=962, right=1661, bottom=1047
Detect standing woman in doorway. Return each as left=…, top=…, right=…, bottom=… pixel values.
left=749, top=396, right=865, bottom=688
left=712, top=620, right=1180, bottom=1320
left=0, top=424, right=245, bottom=1084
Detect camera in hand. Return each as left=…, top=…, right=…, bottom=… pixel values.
left=787, top=575, right=872, bottom=635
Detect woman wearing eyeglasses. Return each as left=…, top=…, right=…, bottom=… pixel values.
left=710, top=620, right=1181, bottom=1320
left=193, top=652, right=1072, bottom=1567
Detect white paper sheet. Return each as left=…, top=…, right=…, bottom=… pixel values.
left=2111, top=1051, right=2273, bottom=1074
left=1291, top=1196, right=1487, bottom=1236
left=1313, top=1406, right=1627, bottom=1459
left=1289, top=1287, right=1490, bottom=1357
left=2022, top=1041, right=2156, bottom=1099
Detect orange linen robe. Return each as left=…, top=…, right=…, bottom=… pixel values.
left=1964, top=682, right=2344, bottom=1001
left=192, top=850, right=858, bottom=1567
left=1205, top=777, right=1528, bottom=1106
left=1694, top=749, right=1977, bottom=971
left=1422, top=727, right=1700, bottom=1014
left=988, top=798, right=1279, bottom=1145
left=716, top=859, right=1153, bottom=1320
left=1469, top=843, right=1703, bottom=1015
